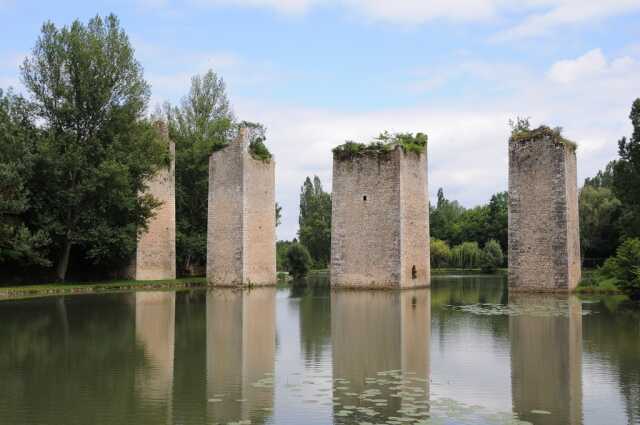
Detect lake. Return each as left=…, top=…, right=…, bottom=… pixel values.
left=0, top=273, right=638, bottom=425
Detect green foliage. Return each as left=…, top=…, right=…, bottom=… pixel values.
left=298, top=176, right=332, bottom=268
left=430, top=188, right=508, bottom=253
left=332, top=131, right=427, bottom=161
left=449, top=242, right=481, bottom=269
left=286, top=242, right=312, bottom=279
left=579, top=185, right=621, bottom=261
left=596, top=238, right=640, bottom=300
left=276, top=202, right=282, bottom=227
left=509, top=117, right=577, bottom=151
left=276, top=240, right=294, bottom=271
left=612, top=99, right=640, bottom=240
left=430, top=238, right=450, bottom=268
left=480, top=239, right=504, bottom=273
left=17, top=14, right=167, bottom=280
left=241, top=121, right=272, bottom=162
left=0, top=89, right=51, bottom=267
left=165, top=70, right=233, bottom=275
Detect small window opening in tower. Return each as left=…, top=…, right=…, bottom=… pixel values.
left=411, top=265, right=417, bottom=279
left=363, top=195, right=367, bottom=201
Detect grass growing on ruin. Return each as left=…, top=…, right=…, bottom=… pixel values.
left=333, top=131, right=428, bottom=161
left=508, top=117, right=577, bottom=151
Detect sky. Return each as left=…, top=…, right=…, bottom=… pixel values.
left=1, top=1, right=639, bottom=240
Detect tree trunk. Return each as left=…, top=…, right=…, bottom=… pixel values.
left=56, top=238, right=72, bottom=282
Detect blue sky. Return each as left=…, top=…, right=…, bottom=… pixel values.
left=1, top=0, right=639, bottom=239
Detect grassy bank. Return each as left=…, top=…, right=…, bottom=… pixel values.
left=0, top=277, right=207, bottom=300
left=576, top=270, right=622, bottom=294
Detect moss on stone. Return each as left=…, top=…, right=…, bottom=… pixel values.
left=509, top=125, right=577, bottom=151
left=333, top=132, right=428, bottom=161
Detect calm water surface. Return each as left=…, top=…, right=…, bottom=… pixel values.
left=0, top=274, right=639, bottom=425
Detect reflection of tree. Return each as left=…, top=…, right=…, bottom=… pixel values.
left=295, top=281, right=331, bottom=363
left=582, top=300, right=640, bottom=424
left=172, top=290, right=208, bottom=425
left=509, top=294, right=582, bottom=425
left=0, top=294, right=171, bottom=424
left=431, top=275, right=509, bottom=347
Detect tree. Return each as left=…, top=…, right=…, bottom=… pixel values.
left=449, top=242, right=481, bottom=268
left=298, top=176, right=332, bottom=268
left=480, top=239, right=504, bottom=273
left=430, top=238, right=450, bottom=268
left=579, top=185, right=621, bottom=262
left=486, top=192, right=508, bottom=251
left=20, top=14, right=167, bottom=280
left=0, top=89, right=50, bottom=267
left=598, top=238, right=640, bottom=300
left=286, top=242, right=312, bottom=279
left=613, top=99, right=640, bottom=240
left=430, top=188, right=465, bottom=243
left=276, top=203, right=282, bottom=227
left=165, top=70, right=233, bottom=274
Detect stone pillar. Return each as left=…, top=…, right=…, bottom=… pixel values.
left=131, top=121, right=176, bottom=280
left=509, top=294, right=582, bottom=424
left=330, top=145, right=429, bottom=288
left=206, top=288, right=275, bottom=424
left=508, top=131, right=581, bottom=291
left=207, top=128, right=276, bottom=286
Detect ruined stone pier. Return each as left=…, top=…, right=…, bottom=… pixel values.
left=207, top=128, right=276, bottom=286
left=129, top=121, right=176, bottom=281
left=330, top=141, right=430, bottom=288
left=508, top=127, right=581, bottom=291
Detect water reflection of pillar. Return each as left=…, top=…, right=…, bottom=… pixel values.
left=331, top=290, right=430, bottom=419
left=206, top=288, right=276, bottom=425
left=509, top=294, right=582, bottom=425
left=134, top=292, right=176, bottom=423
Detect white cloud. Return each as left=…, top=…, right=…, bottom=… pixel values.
left=547, top=48, right=607, bottom=83
left=178, top=0, right=640, bottom=39
left=230, top=48, right=640, bottom=240
left=494, top=0, right=640, bottom=41
left=191, top=0, right=318, bottom=14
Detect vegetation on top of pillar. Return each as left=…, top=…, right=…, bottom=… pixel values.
left=211, top=120, right=273, bottom=162
left=332, top=131, right=428, bottom=161
left=508, top=117, right=577, bottom=151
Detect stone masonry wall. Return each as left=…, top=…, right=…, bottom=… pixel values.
left=207, top=133, right=245, bottom=285
left=508, top=136, right=581, bottom=291
left=207, top=129, right=276, bottom=286
left=133, top=122, right=176, bottom=280
left=331, top=146, right=429, bottom=288
left=243, top=154, right=277, bottom=285
left=400, top=150, right=430, bottom=287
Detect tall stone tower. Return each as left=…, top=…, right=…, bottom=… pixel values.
left=207, top=128, right=276, bottom=286
left=130, top=121, right=176, bottom=280
left=508, top=128, right=581, bottom=291
left=331, top=143, right=429, bottom=288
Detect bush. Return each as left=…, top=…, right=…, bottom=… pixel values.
left=430, top=238, right=450, bottom=268
left=286, top=243, right=312, bottom=279
left=480, top=239, right=504, bottom=273
left=449, top=242, right=481, bottom=268
left=598, top=238, right=640, bottom=300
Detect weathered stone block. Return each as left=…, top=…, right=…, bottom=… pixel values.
left=131, top=122, right=176, bottom=280
left=508, top=134, right=581, bottom=291
left=207, top=129, right=276, bottom=286
left=330, top=146, right=430, bottom=288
